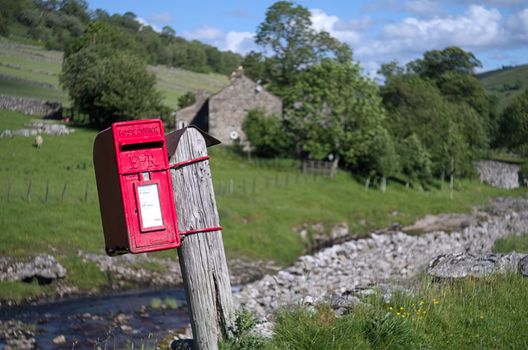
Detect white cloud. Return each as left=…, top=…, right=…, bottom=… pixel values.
left=380, top=5, right=504, bottom=49
left=225, top=31, right=256, bottom=54
left=335, top=16, right=373, bottom=31
left=356, top=4, right=528, bottom=77
left=310, top=9, right=362, bottom=46
left=182, top=26, right=256, bottom=54
left=183, top=25, right=225, bottom=41
left=507, top=8, right=528, bottom=42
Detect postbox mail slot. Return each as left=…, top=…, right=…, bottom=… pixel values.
left=93, top=119, right=180, bottom=256
left=120, top=141, right=164, bottom=151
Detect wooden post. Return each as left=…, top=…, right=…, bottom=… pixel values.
left=61, top=182, right=67, bottom=203
left=169, top=128, right=235, bottom=350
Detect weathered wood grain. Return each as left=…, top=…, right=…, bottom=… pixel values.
left=169, top=128, right=235, bottom=350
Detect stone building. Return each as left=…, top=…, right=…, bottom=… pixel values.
left=174, top=68, right=282, bottom=145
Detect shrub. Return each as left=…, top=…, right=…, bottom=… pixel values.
left=242, top=108, right=292, bottom=158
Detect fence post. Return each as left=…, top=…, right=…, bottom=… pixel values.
left=61, top=183, right=68, bottom=203
left=169, top=128, right=235, bottom=350
left=83, top=183, right=89, bottom=203
left=26, top=179, right=32, bottom=202
left=44, top=180, right=49, bottom=203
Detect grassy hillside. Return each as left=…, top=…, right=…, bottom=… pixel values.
left=0, top=38, right=229, bottom=109
left=1, top=108, right=526, bottom=300
left=477, top=64, right=528, bottom=111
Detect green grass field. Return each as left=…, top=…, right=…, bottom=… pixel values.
left=1, top=109, right=526, bottom=300
left=0, top=38, right=229, bottom=109
left=477, top=64, right=528, bottom=111
left=493, top=233, right=528, bottom=253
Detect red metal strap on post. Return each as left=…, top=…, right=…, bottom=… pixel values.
left=169, top=155, right=210, bottom=170
left=180, top=226, right=223, bottom=236
left=169, top=155, right=221, bottom=236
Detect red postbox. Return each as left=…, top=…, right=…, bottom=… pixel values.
left=93, top=119, right=179, bottom=255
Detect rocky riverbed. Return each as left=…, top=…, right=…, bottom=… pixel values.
left=234, top=196, right=528, bottom=335
left=2, top=196, right=528, bottom=347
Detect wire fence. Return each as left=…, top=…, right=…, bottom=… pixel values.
left=214, top=171, right=330, bottom=197
left=0, top=168, right=334, bottom=204
left=0, top=179, right=96, bottom=204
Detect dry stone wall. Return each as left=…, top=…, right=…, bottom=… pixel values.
left=0, top=95, right=62, bottom=118
left=474, top=160, right=521, bottom=189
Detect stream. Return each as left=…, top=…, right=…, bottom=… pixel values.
left=0, top=288, right=190, bottom=349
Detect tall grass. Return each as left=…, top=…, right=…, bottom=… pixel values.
left=493, top=233, right=528, bottom=253
left=269, top=274, right=528, bottom=349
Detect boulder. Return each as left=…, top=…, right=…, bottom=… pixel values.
left=519, top=255, right=528, bottom=278
left=427, top=252, right=527, bottom=279
left=0, top=254, right=66, bottom=284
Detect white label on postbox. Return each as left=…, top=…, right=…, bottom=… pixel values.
left=137, top=184, right=163, bottom=229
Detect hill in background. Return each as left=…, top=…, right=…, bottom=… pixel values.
left=477, top=64, right=528, bottom=111
left=0, top=38, right=229, bottom=109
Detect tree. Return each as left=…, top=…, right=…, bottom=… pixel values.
left=398, top=133, right=432, bottom=185
left=242, top=109, right=292, bottom=158
left=161, top=25, right=176, bottom=40
left=378, top=60, right=405, bottom=81
left=255, top=1, right=352, bottom=90
left=407, top=46, right=482, bottom=79
left=60, top=22, right=162, bottom=127
left=240, top=51, right=268, bottom=82
left=178, top=92, right=196, bottom=108
left=380, top=76, right=482, bottom=177
left=370, top=129, right=400, bottom=191
left=58, top=0, right=89, bottom=23
left=497, top=89, right=528, bottom=155
left=285, top=60, right=389, bottom=173
left=435, top=71, right=498, bottom=142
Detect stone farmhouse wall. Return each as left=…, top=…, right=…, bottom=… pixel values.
left=208, top=75, right=282, bottom=145
left=175, top=74, right=282, bottom=146
left=0, top=95, right=62, bottom=118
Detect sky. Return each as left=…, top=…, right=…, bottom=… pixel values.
left=85, top=0, right=528, bottom=77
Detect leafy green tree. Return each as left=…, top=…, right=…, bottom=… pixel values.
left=59, top=0, right=90, bottom=23
left=497, top=89, right=528, bottom=155
left=380, top=76, right=480, bottom=177
left=161, top=25, right=176, bottom=41
left=60, top=22, right=162, bottom=127
left=241, top=51, right=268, bottom=82
left=435, top=71, right=498, bottom=142
left=380, top=46, right=494, bottom=178
left=378, top=60, right=405, bottom=81
left=285, top=60, right=389, bottom=173
left=242, top=109, right=292, bottom=158
left=370, top=129, right=400, bottom=190
left=407, top=46, right=482, bottom=79
left=178, top=92, right=196, bottom=108
left=255, top=1, right=352, bottom=91
left=398, top=133, right=432, bottom=184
